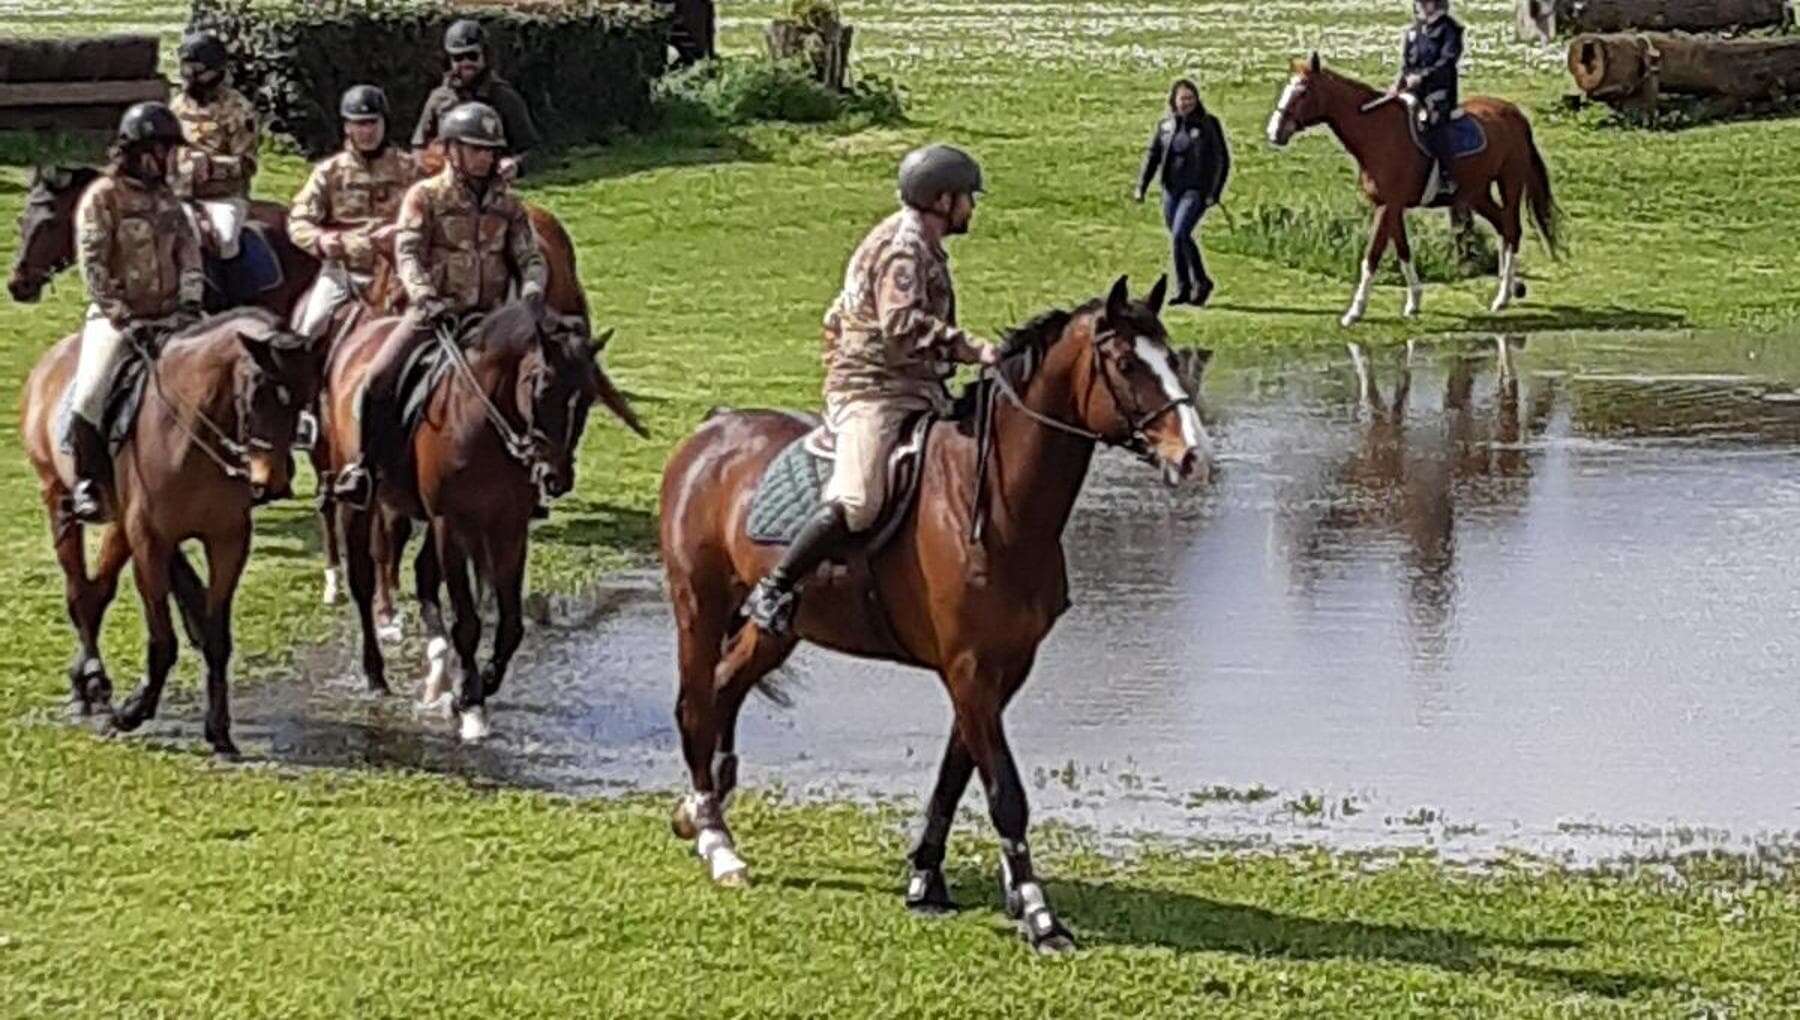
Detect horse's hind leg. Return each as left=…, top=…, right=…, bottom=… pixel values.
left=373, top=509, right=410, bottom=643
left=311, top=437, right=342, bottom=606
left=48, top=506, right=128, bottom=713
left=193, top=531, right=249, bottom=758
left=670, top=571, right=787, bottom=887
left=946, top=653, right=1076, bottom=955
left=338, top=503, right=389, bottom=695
left=414, top=534, right=450, bottom=710
left=1492, top=174, right=1527, bottom=311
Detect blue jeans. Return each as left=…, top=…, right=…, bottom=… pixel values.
left=1161, top=190, right=1211, bottom=295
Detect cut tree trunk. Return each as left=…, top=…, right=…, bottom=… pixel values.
left=1524, top=0, right=1791, bottom=37
left=0, top=34, right=159, bottom=83
left=1568, top=31, right=1800, bottom=108
left=765, top=18, right=856, bottom=92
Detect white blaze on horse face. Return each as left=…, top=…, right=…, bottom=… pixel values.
left=1135, top=336, right=1208, bottom=455
left=1268, top=76, right=1301, bottom=145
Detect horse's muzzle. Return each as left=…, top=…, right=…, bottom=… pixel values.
left=7, top=272, right=43, bottom=303
left=1162, top=447, right=1209, bottom=488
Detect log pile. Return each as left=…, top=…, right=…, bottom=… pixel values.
left=1522, top=0, right=1792, bottom=39
left=0, top=35, right=167, bottom=132
left=1568, top=31, right=1800, bottom=114
left=765, top=18, right=855, bottom=91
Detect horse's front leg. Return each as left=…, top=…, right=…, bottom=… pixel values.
left=1344, top=205, right=1393, bottom=327
left=196, top=529, right=250, bottom=758
left=479, top=530, right=527, bottom=701
left=1391, top=209, right=1422, bottom=318
left=338, top=503, right=389, bottom=695
left=435, top=520, right=487, bottom=742
left=413, top=534, right=450, bottom=710
left=110, top=531, right=178, bottom=734
left=905, top=729, right=975, bottom=915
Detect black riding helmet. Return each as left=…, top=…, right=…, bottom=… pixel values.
left=178, top=31, right=228, bottom=70
left=440, top=102, right=506, bottom=149
left=340, top=84, right=388, bottom=122
left=897, top=144, right=984, bottom=210
left=117, top=102, right=185, bottom=146
left=444, top=19, right=485, bottom=55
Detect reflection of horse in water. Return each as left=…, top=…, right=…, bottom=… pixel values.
left=1281, top=336, right=1554, bottom=662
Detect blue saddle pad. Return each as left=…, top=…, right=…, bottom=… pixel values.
left=205, top=224, right=283, bottom=308
left=1445, top=115, right=1487, bottom=158
left=746, top=435, right=834, bottom=545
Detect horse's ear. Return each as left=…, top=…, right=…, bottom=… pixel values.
left=586, top=327, right=615, bottom=358
left=1105, top=275, right=1130, bottom=323
left=1309, top=51, right=1321, bottom=73
left=1146, top=275, right=1169, bottom=316
left=237, top=330, right=278, bottom=370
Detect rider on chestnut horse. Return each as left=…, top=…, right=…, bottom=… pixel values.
left=1392, top=0, right=1464, bottom=197
left=331, top=101, right=548, bottom=507
left=738, top=144, right=1003, bottom=637
left=67, top=102, right=205, bottom=523
left=169, top=32, right=260, bottom=261
left=288, top=84, right=421, bottom=339
left=412, top=20, right=540, bottom=183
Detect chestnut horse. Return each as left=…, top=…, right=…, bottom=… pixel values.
left=322, top=302, right=644, bottom=741
left=20, top=310, right=324, bottom=755
left=658, top=276, right=1210, bottom=954
left=9, top=166, right=318, bottom=317
left=1266, top=54, right=1561, bottom=326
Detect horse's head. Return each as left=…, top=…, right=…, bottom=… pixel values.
left=10, top=166, right=93, bottom=303
left=232, top=325, right=326, bottom=502
left=1062, top=274, right=1212, bottom=486
left=1267, top=53, right=1328, bottom=148
left=514, top=310, right=648, bottom=500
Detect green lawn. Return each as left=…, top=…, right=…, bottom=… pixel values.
left=2, top=1, right=1799, bottom=1014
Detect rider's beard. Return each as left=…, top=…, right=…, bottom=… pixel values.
left=126, top=151, right=166, bottom=185
left=183, top=70, right=222, bottom=98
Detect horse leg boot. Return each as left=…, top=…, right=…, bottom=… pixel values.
left=906, top=732, right=975, bottom=915
left=741, top=502, right=853, bottom=637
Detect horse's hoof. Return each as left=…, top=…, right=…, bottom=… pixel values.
left=671, top=800, right=699, bottom=841
left=1513, top=280, right=1528, bottom=299
left=905, top=869, right=957, bottom=916
left=715, top=866, right=751, bottom=889
left=459, top=706, right=490, bottom=743
left=376, top=619, right=403, bottom=645
left=1340, top=312, right=1362, bottom=328
left=1490, top=300, right=1510, bottom=314
left=1027, top=919, right=1079, bottom=956
left=364, top=680, right=391, bottom=698
left=1403, top=304, right=1420, bottom=319
left=211, top=742, right=242, bottom=762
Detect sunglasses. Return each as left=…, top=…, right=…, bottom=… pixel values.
left=450, top=53, right=484, bottom=65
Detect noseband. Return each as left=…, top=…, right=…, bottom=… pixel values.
left=432, top=317, right=578, bottom=501
left=984, top=329, right=1191, bottom=461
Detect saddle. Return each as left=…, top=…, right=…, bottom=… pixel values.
left=745, top=411, right=934, bottom=555
left=56, top=344, right=150, bottom=459
left=395, top=326, right=460, bottom=436
left=203, top=222, right=284, bottom=310
left=1400, top=94, right=1487, bottom=207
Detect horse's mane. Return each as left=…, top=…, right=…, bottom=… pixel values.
left=998, top=298, right=1101, bottom=359
left=468, top=302, right=560, bottom=365
left=28, top=165, right=100, bottom=204
left=162, top=307, right=285, bottom=357
left=1311, top=63, right=1381, bottom=103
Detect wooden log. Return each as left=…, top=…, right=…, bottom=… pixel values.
left=0, top=35, right=160, bottom=83
left=1532, top=0, right=1789, bottom=36
left=764, top=17, right=855, bottom=91
left=0, top=78, right=168, bottom=108
left=1569, top=32, right=1800, bottom=105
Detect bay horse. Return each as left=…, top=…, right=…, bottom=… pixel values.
left=9, top=165, right=319, bottom=318
left=1266, top=54, right=1561, bottom=327
left=658, top=276, right=1210, bottom=954
left=321, top=301, right=645, bottom=741
left=20, top=309, right=325, bottom=755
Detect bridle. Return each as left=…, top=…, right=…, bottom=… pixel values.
left=132, top=324, right=302, bottom=484
left=432, top=315, right=584, bottom=501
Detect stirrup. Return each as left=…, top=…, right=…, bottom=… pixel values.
left=742, top=576, right=798, bottom=637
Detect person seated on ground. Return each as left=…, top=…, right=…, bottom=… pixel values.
left=332, top=101, right=548, bottom=508
left=288, top=85, right=421, bottom=340
left=1136, top=77, right=1230, bottom=308
left=1389, top=0, right=1464, bottom=196
left=412, top=19, right=541, bottom=183
left=68, top=102, right=205, bottom=523
left=168, top=31, right=260, bottom=260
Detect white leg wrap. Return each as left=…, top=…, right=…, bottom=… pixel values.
left=377, top=611, right=404, bottom=645
left=321, top=566, right=341, bottom=606
left=1492, top=247, right=1515, bottom=312
left=1401, top=259, right=1422, bottom=317
left=459, top=704, right=490, bottom=743
left=1343, top=262, right=1374, bottom=327
left=420, top=636, right=450, bottom=707
left=697, top=827, right=749, bottom=884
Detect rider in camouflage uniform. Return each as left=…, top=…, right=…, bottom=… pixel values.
left=741, top=144, right=1002, bottom=636
left=332, top=101, right=548, bottom=504
left=288, top=85, right=421, bottom=339
left=412, top=20, right=540, bottom=182
left=68, top=102, right=205, bottom=522
left=1394, top=0, right=1465, bottom=197
left=169, top=31, right=260, bottom=259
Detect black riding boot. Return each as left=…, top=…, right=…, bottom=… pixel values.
left=68, top=416, right=112, bottom=524
left=742, top=502, right=854, bottom=636
left=334, top=383, right=393, bottom=507
left=1428, top=125, right=1459, bottom=197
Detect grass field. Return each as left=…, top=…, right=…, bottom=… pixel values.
left=3, top=1, right=1800, bottom=1014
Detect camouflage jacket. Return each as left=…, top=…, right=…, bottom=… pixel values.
left=76, top=173, right=204, bottom=325
left=394, top=168, right=547, bottom=315
left=170, top=86, right=260, bottom=201
left=288, top=145, right=421, bottom=273
left=822, top=208, right=971, bottom=408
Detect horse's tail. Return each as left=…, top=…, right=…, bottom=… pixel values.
left=1523, top=128, right=1562, bottom=260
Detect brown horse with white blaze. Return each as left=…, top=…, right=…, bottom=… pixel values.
left=322, top=302, right=645, bottom=741
left=1266, top=54, right=1561, bottom=326
left=657, top=276, right=1210, bottom=954
left=20, top=310, right=324, bottom=754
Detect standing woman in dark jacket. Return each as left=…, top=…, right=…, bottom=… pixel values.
left=1137, top=78, right=1230, bottom=306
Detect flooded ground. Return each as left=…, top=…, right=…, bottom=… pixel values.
left=140, top=331, right=1800, bottom=865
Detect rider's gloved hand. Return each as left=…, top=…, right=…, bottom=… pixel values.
left=976, top=344, right=1004, bottom=368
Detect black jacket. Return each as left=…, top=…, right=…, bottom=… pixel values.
left=1138, top=108, right=1230, bottom=203
left=1400, top=15, right=1463, bottom=110
left=412, top=73, right=543, bottom=177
